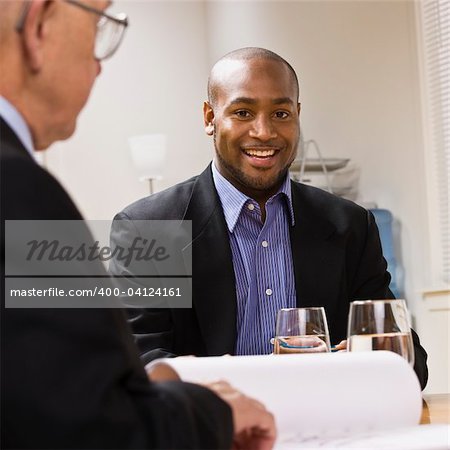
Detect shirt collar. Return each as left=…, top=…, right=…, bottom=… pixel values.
left=211, top=160, right=295, bottom=233
left=0, top=96, right=35, bottom=159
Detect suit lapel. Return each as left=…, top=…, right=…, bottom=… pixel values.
left=290, top=182, right=344, bottom=317
left=183, top=165, right=237, bottom=355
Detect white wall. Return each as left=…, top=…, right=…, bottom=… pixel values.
left=43, top=1, right=447, bottom=392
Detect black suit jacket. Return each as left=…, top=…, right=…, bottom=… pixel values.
left=1, top=119, right=233, bottom=450
left=111, top=164, right=428, bottom=390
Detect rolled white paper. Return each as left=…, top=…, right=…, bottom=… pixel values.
left=148, top=351, right=422, bottom=441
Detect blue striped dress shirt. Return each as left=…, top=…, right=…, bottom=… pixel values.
left=211, top=162, right=297, bottom=355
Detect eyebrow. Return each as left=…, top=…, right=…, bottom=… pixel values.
left=228, top=97, right=295, bottom=106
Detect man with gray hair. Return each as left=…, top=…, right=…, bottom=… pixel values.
left=1, top=3, right=276, bottom=449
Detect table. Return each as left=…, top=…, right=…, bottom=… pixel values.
left=421, top=394, right=450, bottom=424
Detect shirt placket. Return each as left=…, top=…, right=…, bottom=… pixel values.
left=255, top=200, right=281, bottom=353
left=235, top=200, right=262, bottom=354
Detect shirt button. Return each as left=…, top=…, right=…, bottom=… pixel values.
left=261, top=240, right=268, bottom=248
left=247, top=203, right=255, bottom=211
left=266, top=288, right=273, bottom=296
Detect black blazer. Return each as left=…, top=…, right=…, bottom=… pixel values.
left=111, top=165, right=428, bottom=389
left=1, top=119, right=233, bottom=450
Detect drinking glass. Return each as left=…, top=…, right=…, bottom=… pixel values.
left=347, top=299, right=414, bottom=366
left=273, top=307, right=331, bottom=354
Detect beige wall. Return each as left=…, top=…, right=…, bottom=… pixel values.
left=43, top=1, right=446, bottom=392
left=46, top=1, right=212, bottom=219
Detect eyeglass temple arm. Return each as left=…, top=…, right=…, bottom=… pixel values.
left=65, top=0, right=128, bottom=27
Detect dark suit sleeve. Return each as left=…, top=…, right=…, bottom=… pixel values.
left=350, top=210, right=428, bottom=390
left=109, top=212, right=179, bottom=362
left=2, top=308, right=233, bottom=449
left=1, top=154, right=233, bottom=449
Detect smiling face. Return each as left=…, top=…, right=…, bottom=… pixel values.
left=204, top=57, right=300, bottom=202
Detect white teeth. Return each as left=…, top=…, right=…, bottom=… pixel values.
left=245, top=149, right=276, bottom=157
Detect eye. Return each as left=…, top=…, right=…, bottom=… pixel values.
left=235, top=110, right=251, bottom=119
left=274, top=111, right=289, bottom=119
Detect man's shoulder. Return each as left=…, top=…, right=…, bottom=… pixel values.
left=2, top=139, right=53, bottom=185
left=291, top=180, right=369, bottom=226
left=293, top=180, right=363, bottom=208
left=118, top=174, right=200, bottom=220
left=1, top=141, right=83, bottom=220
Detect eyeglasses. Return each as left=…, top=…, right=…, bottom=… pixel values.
left=67, top=0, right=128, bottom=60
left=16, top=0, right=129, bottom=61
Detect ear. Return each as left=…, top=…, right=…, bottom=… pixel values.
left=297, top=102, right=301, bottom=116
left=203, top=101, right=215, bottom=136
left=21, top=0, right=53, bottom=72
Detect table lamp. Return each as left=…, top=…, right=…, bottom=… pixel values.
left=128, top=134, right=166, bottom=195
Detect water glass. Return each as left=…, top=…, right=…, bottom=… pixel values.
left=347, top=299, right=414, bottom=366
left=274, top=307, right=331, bottom=354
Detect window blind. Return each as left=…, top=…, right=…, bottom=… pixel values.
left=419, top=0, right=450, bottom=283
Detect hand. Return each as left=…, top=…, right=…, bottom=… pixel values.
left=205, top=381, right=276, bottom=450
left=333, top=340, right=347, bottom=352
left=146, top=362, right=181, bottom=382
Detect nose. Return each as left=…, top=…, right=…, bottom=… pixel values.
left=249, top=115, right=277, bottom=141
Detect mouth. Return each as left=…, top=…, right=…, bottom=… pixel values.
left=242, top=147, right=280, bottom=159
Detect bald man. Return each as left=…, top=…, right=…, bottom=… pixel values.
left=110, top=47, right=428, bottom=389
left=1, top=4, right=276, bottom=449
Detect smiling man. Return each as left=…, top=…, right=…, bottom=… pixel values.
left=111, top=47, right=428, bottom=389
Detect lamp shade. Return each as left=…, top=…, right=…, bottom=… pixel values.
left=128, top=134, right=166, bottom=181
